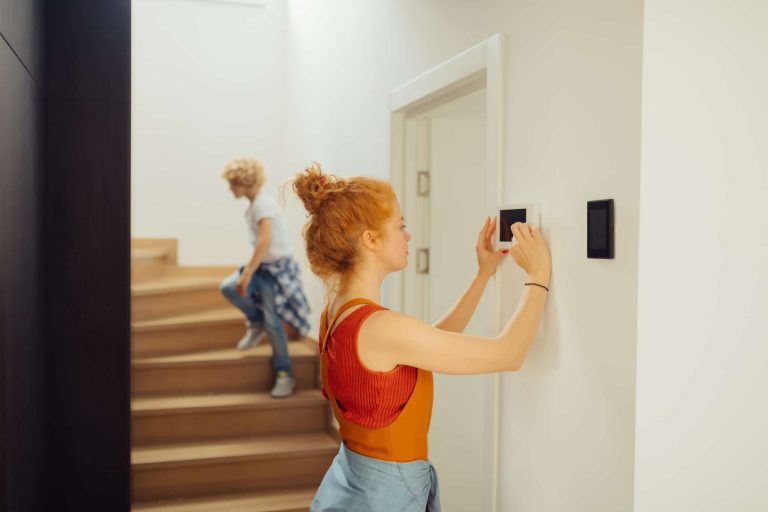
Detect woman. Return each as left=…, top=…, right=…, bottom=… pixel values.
left=292, top=164, right=551, bottom=510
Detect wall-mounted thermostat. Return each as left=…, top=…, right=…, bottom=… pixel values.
left=587, top=199, right=614, bottom=259
left=497, top=203, right=540, bottom=250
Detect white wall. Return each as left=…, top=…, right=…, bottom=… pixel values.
left=497, top=2, right=642, bottom=511
left=131, top=0, right=292, bottom=267
left=635, top=2, right=768, bottom=511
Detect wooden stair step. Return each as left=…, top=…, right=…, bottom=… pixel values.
left=132, top=343, right=319, bottom=396
left=132, top=433, right=337, bottom=502
left=132, top=239, right=179, bottom=266
left=133, top=343, right=316, bottom=367
left=133, top=248, right=169, bottom=260
left=132, top=276, right=230, bottom=322
left=132, top=391, right=327, bottom=445
left=131, top=487, right=316, bottom=512
left=133, top=248, right=171, bottom=283
left=132, top=276, right=224, bottom=296
left=164, top=265, right=237, bottom=279
left=133, top=308, right=245, bottom=331
left=132, top=432, right=338, bottom=467
left=132, top=390, right=325, bottom=414
left=132, top=309, right=247, bottom=357
left=132, top=309, right=304, bottom=357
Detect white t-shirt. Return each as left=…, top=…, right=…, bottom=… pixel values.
left=245, top=192, right=292, bottom=263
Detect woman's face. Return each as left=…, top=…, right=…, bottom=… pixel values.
left=378, top=201, right=411, bottom=272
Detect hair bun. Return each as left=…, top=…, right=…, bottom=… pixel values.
left=292, top=162, right=346, bottom=215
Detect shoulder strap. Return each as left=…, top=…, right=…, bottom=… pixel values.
left=320, top=298, right=377, bottom=353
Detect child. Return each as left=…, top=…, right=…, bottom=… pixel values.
left=219, top=157, right=311, bottom=398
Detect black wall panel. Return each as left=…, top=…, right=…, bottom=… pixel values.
left=2, top=0, right=130, bottom=509
left=42, top=0, right=131, bottom=509
left=42, top=99, right=131, bottom=510
left=0, top=1, right=43, bottom=510
left=44, top=0, right=130, bottom=102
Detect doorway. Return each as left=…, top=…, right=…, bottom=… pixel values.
left=389, top=35, right=505, bottom=512
left=408, top=82, right=492, bottom=512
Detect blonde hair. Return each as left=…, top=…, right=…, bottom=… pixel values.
left=221, top=157, right=266, bottom=188
left=292, top=163, right=397, bottom=293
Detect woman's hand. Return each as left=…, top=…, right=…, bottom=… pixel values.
left=509, top=222, right=551, bottom=286
left=476, top=217, right=505, bottom=278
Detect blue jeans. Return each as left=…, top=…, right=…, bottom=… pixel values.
left=219, top=268, right=293, bottom=376
left=312, top=442, right=441, bottom=511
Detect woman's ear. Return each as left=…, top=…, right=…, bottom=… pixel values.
left=361, top=230, right=380, bottom=251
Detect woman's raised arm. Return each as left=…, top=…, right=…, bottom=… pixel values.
left=432, top=217, right=504, bottom=333
left=361, top=223, right=552, bottom=375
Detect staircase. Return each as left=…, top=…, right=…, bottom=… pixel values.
left=131, top=239, right=336, bottom=511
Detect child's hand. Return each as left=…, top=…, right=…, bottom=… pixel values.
left=236, top=272, right=250, bottom=297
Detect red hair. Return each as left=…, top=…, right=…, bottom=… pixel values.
left=292, top=163, right=396, bottom=293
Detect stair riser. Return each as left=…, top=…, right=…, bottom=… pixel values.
left=132, top=322, right=245, bottom=357
left=131, top=494, right=312, bottom=512
left=132, top=453, right=334, bottom=502
left=133, top=406, right=327, bottom=445
left=136, top=505, right=308, bottom=512
left=132, top=359, right=317, bottom=396
left=132, top=239, right=178, bottom=266
left=133, top=257, right=168, bottom=284
left=132, top=288, right=230, bottom=322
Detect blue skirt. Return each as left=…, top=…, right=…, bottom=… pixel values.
left=311, top=442, right=441, bottom=511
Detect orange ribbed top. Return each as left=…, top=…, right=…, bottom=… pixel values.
left=319, top=304, right=418, bottom=429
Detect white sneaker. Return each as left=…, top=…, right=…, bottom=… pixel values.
left=270, top=372, right=295, bottom=398
left=237, top=324, right=266, bottom=350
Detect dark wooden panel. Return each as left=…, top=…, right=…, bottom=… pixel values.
left=43, top=98, right=131, bottom=511
left=44, top=0, right=130, bottom=102
left=0, top=0, right=41, bottom=79
left=42, top=0, right=132, bottom=509
left=0, top=37, right=44, bottom=512
left=2, top=0, right=131, bottom=509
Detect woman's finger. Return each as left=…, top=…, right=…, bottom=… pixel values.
left=515, top=222, right=532, bottom=242
left=487, top=217, right=496, bottom=240
left=485, top=218, right=496, bottom=247
left=477, top=217, right=490, bottom=245
left=511, top=223, right=524, bottom=241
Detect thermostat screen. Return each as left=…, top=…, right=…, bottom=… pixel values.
left=589, top=209, right=608, bottom=250
left=587, top=199, right=614, bottom=259
left=499, top=208, right=527, bottom=242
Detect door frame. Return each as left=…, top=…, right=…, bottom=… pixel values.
left=389, top=34, right=505, bottom=512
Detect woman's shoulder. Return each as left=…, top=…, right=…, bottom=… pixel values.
left=335, top=302, right=388, bottom=326
left=325, top=302, right=385, bottom=336
left=357, top=308, right=412, bottom=337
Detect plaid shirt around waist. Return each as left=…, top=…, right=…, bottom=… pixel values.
left=248, top=256, right=311, bottom=337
